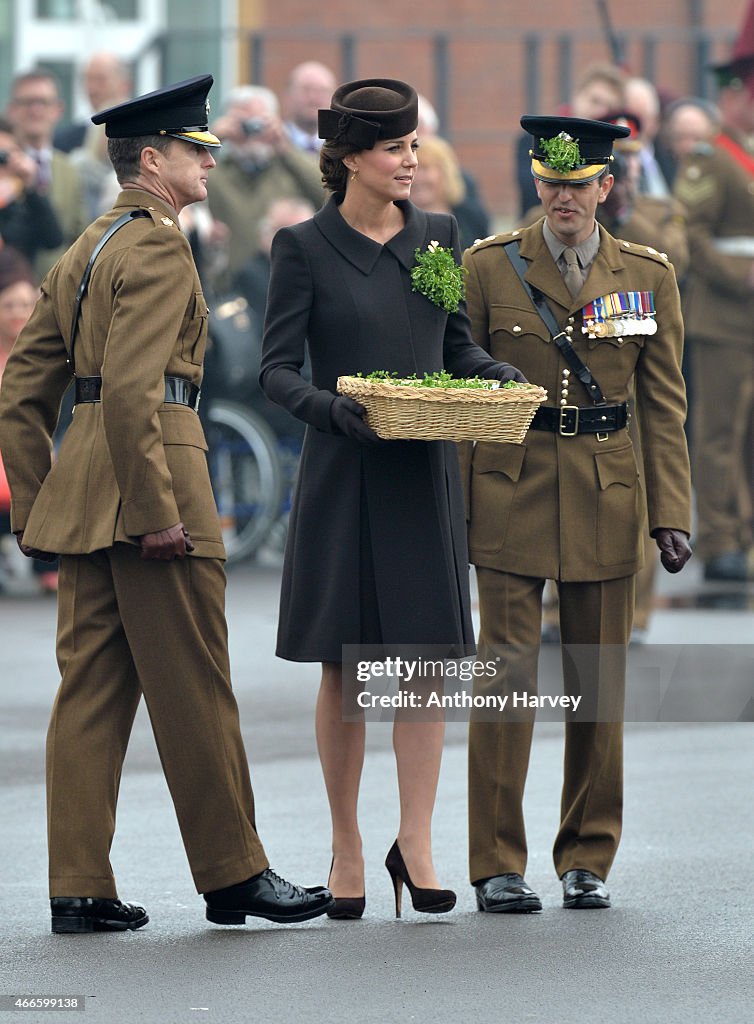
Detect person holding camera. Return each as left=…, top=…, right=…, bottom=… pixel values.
left=0, top=116, right=63, bottom=270
left=207, top=85, right=324, bottom=281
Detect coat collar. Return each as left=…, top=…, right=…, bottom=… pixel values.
left=114, top=189, right=179, bottom=221
left=517, top=217, right=628, bottom=313
left=313, top=193, right=429, bottom=274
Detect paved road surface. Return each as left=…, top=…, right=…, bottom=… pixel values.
left=1, top=554, right=752, bottom=1023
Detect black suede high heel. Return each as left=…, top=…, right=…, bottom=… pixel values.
left=326, top=858, right=366, bottom=920
left=384, top=841, right=456, bottom=918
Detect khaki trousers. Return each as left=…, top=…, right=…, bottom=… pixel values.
left=48, top=544, right=268, bottom=898
left=468, top=568, right=634, bottom=884
left=691, top=341, right=754, bottom=559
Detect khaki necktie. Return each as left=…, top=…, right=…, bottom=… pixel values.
left=563, top=247, right=583, bottom=299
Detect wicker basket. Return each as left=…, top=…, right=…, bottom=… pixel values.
left=336, top=376, right=548, bottom=443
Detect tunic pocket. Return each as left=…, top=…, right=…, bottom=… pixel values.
left=594, top=443, right=642, bottom=566
left=468, top=442, right=526, bottom=555
left=489, top=306, right=550, bottom=344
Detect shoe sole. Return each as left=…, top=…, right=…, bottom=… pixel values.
left=477, top=895, right=542, bottom=914
left=206, top=902, right=334, bottom=925
left=52, top=914, right=150, bottom=933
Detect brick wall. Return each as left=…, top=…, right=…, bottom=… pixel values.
left=246, top=0, right=751, bottom=221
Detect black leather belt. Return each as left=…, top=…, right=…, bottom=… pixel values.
left=74, top=374, right=201, bottom=411
left=530, top=402, right=628, bottom=436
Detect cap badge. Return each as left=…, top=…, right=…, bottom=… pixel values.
left=540, top=131, right=582, bottom=173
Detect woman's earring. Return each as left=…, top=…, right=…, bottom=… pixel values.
left=350, top=167, right=359, bottom=182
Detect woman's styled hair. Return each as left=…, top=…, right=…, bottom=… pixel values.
left=320, top=137, right=361, bottom=194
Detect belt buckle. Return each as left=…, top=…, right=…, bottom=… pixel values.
left=559, top=406, right=579, bottom=436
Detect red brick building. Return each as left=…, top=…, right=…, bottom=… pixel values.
left=239, top=0, right=749, bottom=219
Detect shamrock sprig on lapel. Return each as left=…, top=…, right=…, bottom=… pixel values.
left=410, top=240, right=467, bottom=313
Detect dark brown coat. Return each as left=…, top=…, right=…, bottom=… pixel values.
left=260, top=195, right=505, bottom=661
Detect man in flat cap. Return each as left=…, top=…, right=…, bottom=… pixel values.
left=0, top=75, right=332, bottom=933
left=462, top=116, right=692, bottom=912
left=675, top=0, right=754, bottom=582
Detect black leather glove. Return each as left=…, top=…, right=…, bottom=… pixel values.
left=330, top=396, right=382, bottom=444
left=652, top=528, right=692, bottom=574
left=492, top=362, right=528, bottom=384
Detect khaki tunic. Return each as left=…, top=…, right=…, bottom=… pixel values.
left=461, top=219, right=691, bottom=581
left=676, top=131, right=754, bottom=349
left=0, top=189, right=224, bottom=558
left=674, top=131, right=754, bottom=558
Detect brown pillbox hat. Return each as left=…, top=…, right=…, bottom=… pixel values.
left=318, top=78, right=418, bottom=149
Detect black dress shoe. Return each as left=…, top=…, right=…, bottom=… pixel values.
left=50, top=897, right=149, bottom=934
left=475, top=873, right=542, bottom=913
left=204, top=868, right=333, bottom=925
left=561, top=869, right=610, bottom=909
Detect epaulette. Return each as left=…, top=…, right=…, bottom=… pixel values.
left=141, top=206, right=178, bottom=229
left=466, top=230, right=518, bottom=253
left=617, top=239, right=670, bottom=264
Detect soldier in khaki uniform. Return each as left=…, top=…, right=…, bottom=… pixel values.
left=463, top=116, right=692, bottom=913
left=674, top=4, right=754, bottom=582
left=0, top=76, right=332, bottom=934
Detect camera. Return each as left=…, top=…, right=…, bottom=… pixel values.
left=0, top=150, right=10, bottom=165
left=241, top=117, right=266, bottom=137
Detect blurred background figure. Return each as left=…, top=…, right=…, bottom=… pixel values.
left=624, top=76, right=671, bottom=197
left=54, top=52, right=133, bottom=153
left=0, top=247, right=56, bottom=594
left=235, top=195, right=315, bottom=320
left=208, top=84, right=324, bottom=282
left=5, top=69, right=88, bottom=280
left=655, top=97, right=720, bottom=189
left=674, top=0, right=754, bottom=583
left=283, top=61, right=336, bottom=155
left=410, top=135, right=479, bottom=249
left=54, top=54, right=133, bottom=220
left=0, top=116, right=63, bottom=268
left=417, top=93, right=490, bottom=243
left=600, top=112, right=688, bottom=277
left=516, top=62, right=627, bottom=217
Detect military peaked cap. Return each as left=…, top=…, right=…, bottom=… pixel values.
left=91, top=74, right=221, bottom=148
left=521, top=115, right=631, bottom=183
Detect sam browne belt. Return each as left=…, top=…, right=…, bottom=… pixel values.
left=530, top=402, right=628, bottom=436
left=75, top=374, right=201, bottom=411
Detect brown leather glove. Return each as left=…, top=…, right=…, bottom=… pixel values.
left=652, top=527, right=692, bottom=574
left=139, top=522, right=195, bottom=561
left=330, top=396, right=383, bottom=444
left=14, top=532, right=57, bottom=562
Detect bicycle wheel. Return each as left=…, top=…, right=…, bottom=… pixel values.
left=206, top=400, right=284, bottom=565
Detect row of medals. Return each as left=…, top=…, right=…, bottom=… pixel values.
left=582, top=316, right=658, bottom=338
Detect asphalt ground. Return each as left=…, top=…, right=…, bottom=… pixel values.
left=1, top=552, right=752, bottom=1024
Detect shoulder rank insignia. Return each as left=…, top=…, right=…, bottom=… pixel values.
left=161, top=216, right=175, bottom=227
left=675, top=173, right=716, bottom=205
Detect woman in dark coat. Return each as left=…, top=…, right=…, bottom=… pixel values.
left=260, top=79, right=524, bottom=919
